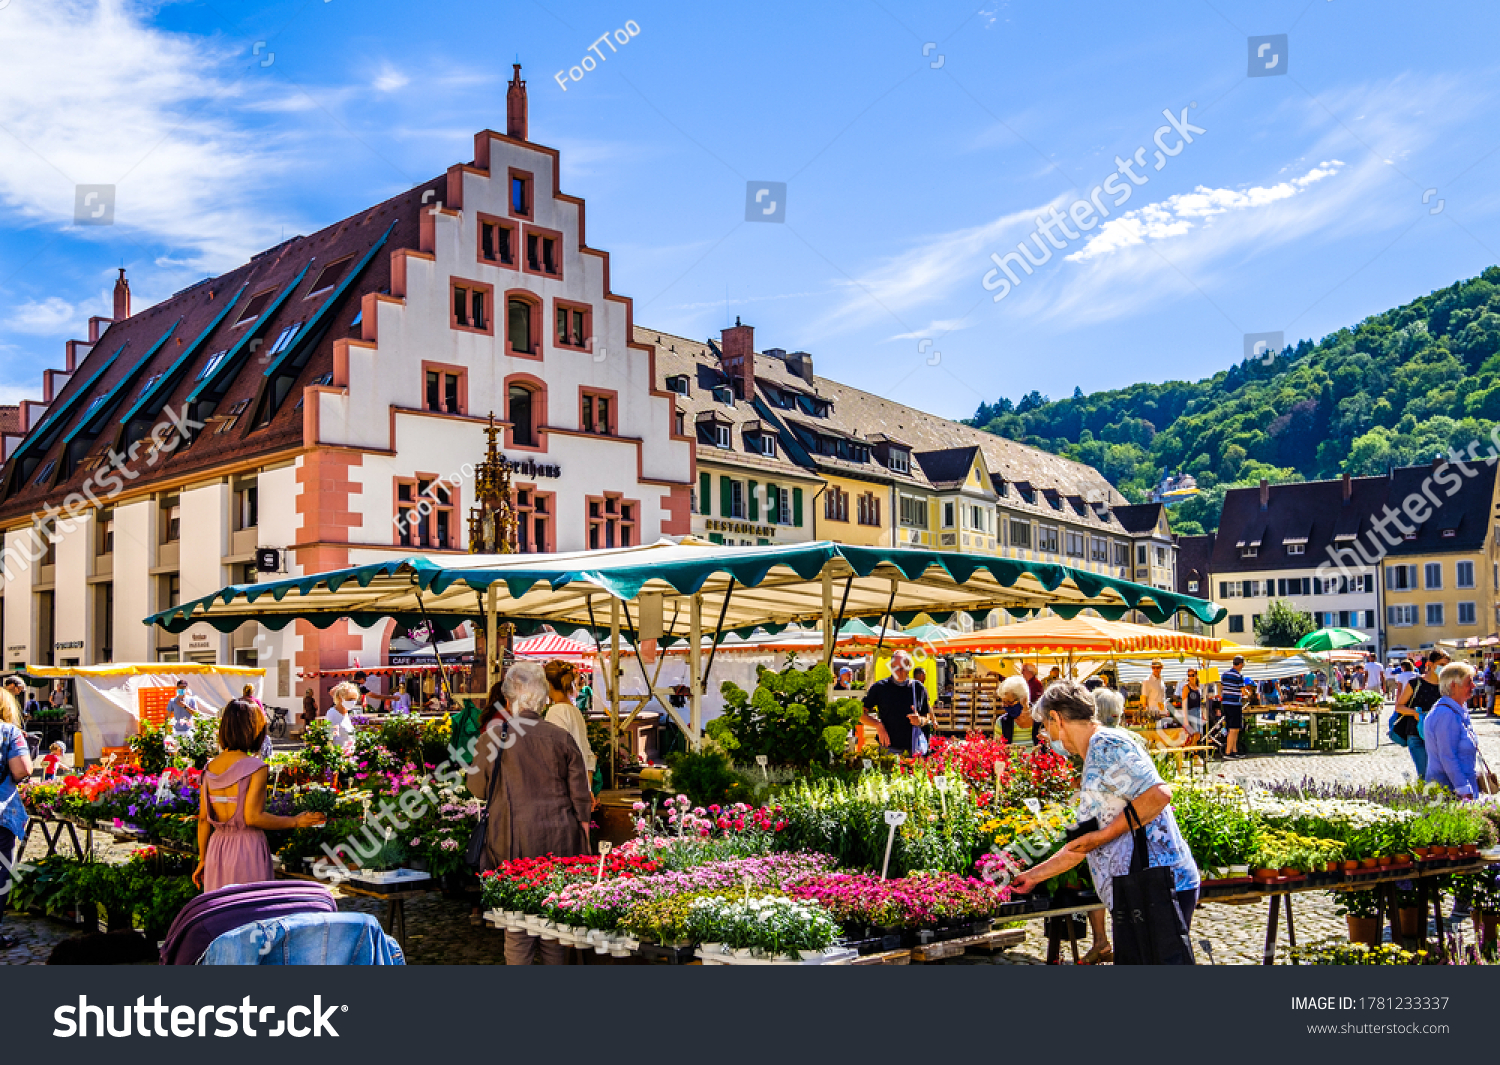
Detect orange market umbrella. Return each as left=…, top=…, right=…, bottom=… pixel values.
left=933, top=616, right=1222, bottom=656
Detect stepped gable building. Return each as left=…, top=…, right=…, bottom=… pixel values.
left=0, top=67, right=692, bottom=695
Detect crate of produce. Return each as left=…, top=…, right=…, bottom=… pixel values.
left=1245, top=726, right=1280, bottom=755
left=1279, top=718, right=1311, bottom=751
left=1312, top=712, right=1351, bottom=751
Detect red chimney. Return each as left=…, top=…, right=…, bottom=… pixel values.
left=506, top=64, right=528, bottom=141
left=112, top=267, right=130, bottom=321
left=720, top=317, right=754, bottom=400
left=1259, top=478, right=1269, bottom=511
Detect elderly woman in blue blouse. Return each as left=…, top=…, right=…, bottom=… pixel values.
left=1425, top=662, right=1481, bottom=797
left=1012, top=680, right=1201, bottom=943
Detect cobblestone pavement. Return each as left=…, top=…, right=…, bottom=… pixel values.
left=7, top=705, right=1493, bottom=965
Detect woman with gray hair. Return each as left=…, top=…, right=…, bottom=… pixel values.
left=467, top=660, right=593, bottom=965
left=993, top=675, right=1032, bottom=743
left=1093, top=687, right=1125, bottom=728
left=1014, top=679, right=1200, bottom=963
left=1425, top=662, right=1482, bottom=797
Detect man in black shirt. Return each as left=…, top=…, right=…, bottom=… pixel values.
left=861, top=650, right=931, bottom=754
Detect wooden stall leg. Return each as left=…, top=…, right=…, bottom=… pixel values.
left=387, top=899, right=407, bottom=956
left=1066, top=915, right=1080, bottom=965
left=1285, top=894, right=1298, bottom=964
left=1045, top=919, right=1062, bottom=964
left=1262, top=894, right=1281, bottom=966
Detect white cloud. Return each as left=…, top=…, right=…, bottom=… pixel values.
left=373, top=63, right=410, bottom=93
left=887, top=318, right=975, bottom=341
left=4, top=297, right=79, bottom=335
left=1066, top=161, right=1345, bottom=262
left=0, top=0, right=300, bottom=271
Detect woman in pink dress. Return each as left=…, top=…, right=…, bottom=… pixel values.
left=193, top=699, right=324, bottom=892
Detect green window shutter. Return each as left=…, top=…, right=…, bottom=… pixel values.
left=720, top=476, right=732, bottom=518
left=767, top=483, right=779, bottom=524
left=748, top=480, right=759, bottom=521
left=708, top=532, right=724, bottom=545
left=757, top=538, right=771, bottom=546
left=700, top=472, right=711, bottom=515
left=792, top=486, right=803, bottom=527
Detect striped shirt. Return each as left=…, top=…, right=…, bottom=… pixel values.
left=1220, top=669, right=1245, bottom=707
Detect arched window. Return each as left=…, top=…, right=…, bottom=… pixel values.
left=509, top=384, right=536, bottom=447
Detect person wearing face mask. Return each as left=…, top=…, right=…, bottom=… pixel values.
left=859, top=650, right=930, bottom=755
left=1012, top=680, right=1200, bottom=953
left=326, top=681, right=361, bottom=747
left=168, top=680, right=203, bottom=738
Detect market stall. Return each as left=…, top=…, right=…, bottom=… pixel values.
left=24, top=663, right=264, bottom=761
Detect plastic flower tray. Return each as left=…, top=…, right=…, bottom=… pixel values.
left=695, top=946, right=858, bottom=966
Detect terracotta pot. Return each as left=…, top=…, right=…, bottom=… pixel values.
left=1343, top=860, right=1360, bottom=872
left=1433, top=846, right=1450, bottom=857
left=1463, top=843, right=1480, bottom=857
left=1346, top=915, right=1382, bottom=946
left=1413, top=847, right=1429, bottom=859
left=1325, top=861, right=1341, bottom=873
left=1395, top=855, right=1413, bottom=867
left=1378, top=857, right=1394, bottom=868
left=1280, top=867, right=1300, bottom=879
left=1360, top=858, right=1379, bottom=869
left=1253, top=868, right=1279, bottom=881
left=1397, top=907, right=1424, bottom=938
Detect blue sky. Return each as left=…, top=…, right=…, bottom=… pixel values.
left=1, top=0, right=1498, bottom=423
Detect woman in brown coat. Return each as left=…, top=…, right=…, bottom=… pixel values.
left=467, top=660, right=592, bottom=965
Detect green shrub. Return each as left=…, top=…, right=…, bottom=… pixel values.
left=667, top=749, right=752, bottom=807
left=709, top=663, right=864, bottom=767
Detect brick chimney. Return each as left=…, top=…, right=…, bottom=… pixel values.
left=112, top=267, right=130, bottom=321
left=1259, top=478, right=1269, bottom=511
left=720, top=317, right=755, bottom=400
left=506, top=64, right=528, bottom=141
left=1342, top=472, right=1352, bottom=503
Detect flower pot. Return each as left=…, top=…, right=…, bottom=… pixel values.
left=1360, top=858, right=1378, bottom=870
left=1378, top=857, right=1394, bottom=869
left=700, top=941, right=724, bottom=955
left=1463, top=843, right=1480, bottom=857
left=1325, top=861, right=1341, bottom=874
left=731, top=947, right=756, bottom=960
left=1343, top=860, right=1360, bottom=872
left=1279, top=867, right=1299, bottom=879
left=1229, top=865, right=1250, bottom=877
left=1253, top=868, right=1279, bottom=881
left=1477, top=913, right=1500, bottom=952
left=1346, top=915, right=1381, bottom=946
left=1395, top=855, right=1412, bottom=867
left=1397, top=907, right=1424, bottom=938
left=1429, top=846, right=1448, bottom=858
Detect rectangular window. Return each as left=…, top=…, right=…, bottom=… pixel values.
left=235, top=289, right=275, bottom=326
left=507, top=297, right=536, bottom=354
left=425, top=369, right=463, bottom=414
left=1136, top=544, right=1147, bottom=565
left=899, top=496, right=928, bottom=529
left=479, top=215, right=516, bottom=266
left=309, top=256, right=352, bottom=295
left=942, top=501, right=955, bottom=529
left=1010, top=521, right=1031, bottom=549
left=197, top=350, right=229, bottom=381
left=1286, top=543, right=1305, bottom=555
left=580, top=391, right=612, bottom=435
left=267, top=323, right=301, bottom=356
left=515, top=487, right=553, bottom=554
left=510, top=172, right=531, bottom=217
left=587, top=494, right=637, bottom=549
left=1038, top=525, right=1059, bottom=553
left=857, top=492, right=881, bottom=527
left=1426, top=603, right=1444, bottom=627
left=1228, top=615, right=1245, bottom=633
left=161, top=498, right=181, bottom=543
left=776, top=488, right=792, bottom=526
left=554, top=302, right=590, bottom=350
left=730, top=481, right=745, bottom=520
left=1424, top=562, right=1442, bottom=590
left=1387, top=604, right=1417, bottom=626
left=1457, top=560, right=1475, bottom=588
left=1090, top=537, right=1108, bottom=562
left=1459, top=601, right=1477, bottom=625
left=714, top=424, right=731, bottom=449
left=1387, top=564, right=1417, bottom=590
left=1112, top=541, right=1127, bottom=566
left=395, top=478, right=456, bottom=549
left=234, top=482, right=258, bottom=530
left=1065, top=531, right=1085, bottom=557
left=98, top=511, right=114, bottom=555
left=889, top=450, right=909, bottom=474
left=451, top=281, right=493, bottom=334
left=667, top=375, right=690, bottom=396
left=825, top=486, right=849, bottom=522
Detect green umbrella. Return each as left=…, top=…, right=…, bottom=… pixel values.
left=1295, top=627, right=1369, bottom=652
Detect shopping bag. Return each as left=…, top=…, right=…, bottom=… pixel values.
left=911, top=726, right=930, bottom=757
left=1110, top=802, right=1195, bottom=965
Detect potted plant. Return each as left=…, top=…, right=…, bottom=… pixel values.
left=354, top=837, right=410, bottom=884
left=1335, top=889, right=1381, bottom=946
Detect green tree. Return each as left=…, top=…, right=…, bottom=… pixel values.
left=1254, top=599, right=1316, bottom=649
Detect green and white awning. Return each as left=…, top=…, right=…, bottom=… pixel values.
left=143, top=537, right=1225, bottom=640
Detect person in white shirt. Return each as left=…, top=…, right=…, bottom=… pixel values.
left=167, top=681, right=204, bottom=736
left=326, top=681, right=361, bottom=747
left=542, top=660, right=597, bottom=782
left=1362, top=656, right=1385, bottom=697
left=1141, top=659, right=1168, bottom=720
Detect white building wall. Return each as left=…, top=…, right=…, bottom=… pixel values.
left=3, top=528, right=38, bottom=669
left=180, top=482, right=228, bottom=663
left=111, top=500, right=155, bottom=662
left=53, top=512, right=89, bottom=660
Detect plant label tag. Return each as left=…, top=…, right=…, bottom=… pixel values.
left=862, top=759, right=873, bottom=771
left=1023, top=797, right=1041, bottom=816
left=884, top=809, right=907, bottom=827
left=743, top=874, right=752, bottom=904
left=755, top=754, right=769, bottom=780
left=154, top=770, right=174, bottom=803
left=596, top=840, right=612, bottom=882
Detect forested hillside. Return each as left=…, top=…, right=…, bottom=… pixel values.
left=968, top=268, right=1500, bottom=534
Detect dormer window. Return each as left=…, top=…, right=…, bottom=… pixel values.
left=1442, top=528, right=1457, bottom=538
left=889, top=449, right=909, bottom=474
left=666, top=375, right=690, bottom=396
left=754, top=433, right=777, bottom=457
left=714, top=424, right=731, bottom=449
left=1241, top=546, right=1258, bottom=558
left=713, top=385, right=734, bottom=406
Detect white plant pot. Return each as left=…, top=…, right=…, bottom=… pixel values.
left=699, top=941, right=724, bottom=955
left=1229, top=865, right=1250, bottom=877
left=732, top=947, right=756, bottom=960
